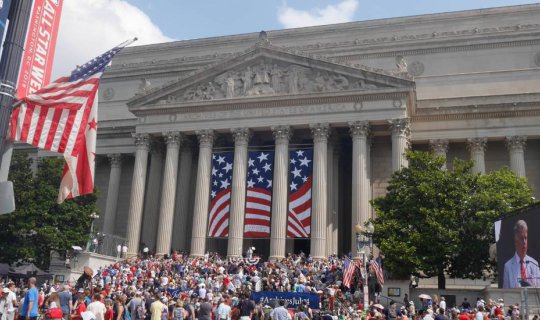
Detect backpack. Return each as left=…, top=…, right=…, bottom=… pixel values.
left=137, top=304, right=146, bottom=320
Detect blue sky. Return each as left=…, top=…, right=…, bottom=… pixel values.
left=53, top=0, right=539, bottom=76
left=124, top=0, right=539, bottom=40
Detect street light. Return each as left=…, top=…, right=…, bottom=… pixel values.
left=355, top=221, right=375, bottom=312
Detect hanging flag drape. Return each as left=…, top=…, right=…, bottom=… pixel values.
left=287, top=148, right=313, bottom=238
left=244, top=151, right=274, bottom=238
left=10, top=39, right=136, bottom=203
left=371, top=256, right=385, bottom=287
left=207, top=151, right=234, bottom=238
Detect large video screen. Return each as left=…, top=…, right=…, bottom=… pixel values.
left=496, top=205, right=540, bottom=288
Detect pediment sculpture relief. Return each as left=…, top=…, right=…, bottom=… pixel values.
left=168, top=59, right=385, bottom=103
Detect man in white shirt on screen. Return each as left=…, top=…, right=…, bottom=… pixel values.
left=503, top=220, right=540, bottom=288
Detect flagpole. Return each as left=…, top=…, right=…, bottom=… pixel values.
left=0, top=0, right=34, bottom=214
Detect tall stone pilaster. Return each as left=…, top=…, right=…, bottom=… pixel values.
left=429, top=139, right=449, bottom=169
left=309, top=123, right=330, bottom=259
left=102, top=153, right=122, bottom=235
left=505, top=136, right=527, bottom=178
left=190, top=130, right=214, bottom=257
left=172, top=142, right=193, bottom=251
left=350, top=121, right=370, bottom=257
left=467, top=137, right=488, bottom=174
left=156, top=132, right=182, bottom=257
left=269, top=126, right=291, bottom=260
left=389, top=118, right=410, bottom=171
left=332, top=144, right=340, bottom=255
left=326, top=141, right=334, bottom=257
left=126, top=133, right=150, bottom=257
left=227, top=128, right=250, bottom=258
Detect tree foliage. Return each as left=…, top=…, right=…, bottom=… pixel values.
left=371, top=150, right=535, bottom=288
left=0, top=152, right=98, bottom=269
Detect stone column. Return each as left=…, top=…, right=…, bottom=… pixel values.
left=190, top=130, right=214, bottom=257
left=227, top=128, right=250, bottom=258
left=429, top=139, right=449, bottom=169
left=126, top=133, right=150, bottom=257
left=389, top=118, right=410, bottom=171
left=102, top=153, right=122, bottom=235
left=505, top=136, right=527, bottom=178
left=332, top=144, right=340, bottom=255
left=467, top=137, right=487, bottom=174
left=155, top=132, right=182, bottom=257
left=141, top=144, right=164, bottom=250
left=172, top=143, right=193, bottom=251
left=309, top=123, right=330, bottom=259
left=350, top=121, right=370, bottom=257
left=269, top=126, right=291, bottom=261
left=326, top=141, right=334, bottom=257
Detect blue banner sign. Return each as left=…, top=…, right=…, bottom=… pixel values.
left=167, top=288, right=182, bottom=299
left=251, top=291, right=320, bottom=310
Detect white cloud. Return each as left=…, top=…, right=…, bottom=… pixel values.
left=277, top=0, right=359, bottom=29
left=52, top=0, right=173, bottom=78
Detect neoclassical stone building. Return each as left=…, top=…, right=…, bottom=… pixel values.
left=93, top=4, right=540, bottom=259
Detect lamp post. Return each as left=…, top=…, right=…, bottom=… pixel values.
left=86, top=212, right=99, bottom=251
left=355, top=221, right=375, bottom=312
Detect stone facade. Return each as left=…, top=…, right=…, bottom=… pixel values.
left=90, top=4, right=540, bottom=257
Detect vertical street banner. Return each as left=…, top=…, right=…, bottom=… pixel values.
left=207, top=151, right=234, bottom=238
left=287, top=149, right=313, bottom=238
left=16, top=0, right=64, bottom=98
left=244, top=151, right=274, bottom=238
left=0, top=0, right=12, bottom=44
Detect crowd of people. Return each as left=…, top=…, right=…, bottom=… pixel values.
left=0, top=252, right=535, bottom=320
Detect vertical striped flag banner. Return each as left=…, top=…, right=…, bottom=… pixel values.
left=244, top=151, right=274, bottom=238
left=10, top=39, right=136, bottom=203
left=207, top=151, right=234, bottom=238
left=287, top=148, right=313, bottom=238
left=16, top=0, right=64, bottom=98
left=342, top=256, right=356, bottom=288
left=371, top=256, right=385, bottom=287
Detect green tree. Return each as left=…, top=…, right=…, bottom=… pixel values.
left=371, top=150, right=535, bottom=289
left=0, top=152, right=98, bottom=269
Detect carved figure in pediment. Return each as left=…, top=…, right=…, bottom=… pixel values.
left=332, top=74, right=349, bottom=90
left=226, top=72, right=236, bottom=98
left=254, top=61, right=270, bottom=85
left=241, top=67, right=253, bottom=94
left=286, top=66, right=300, bottom=94
left=270, top=64, right=282, bottom=92
left=202, top=82, right=215, bottom=100
left=183, top=88, right=196, bottom=100
left=357, top=79, right=378, bottom=89
left=138, top=78, right=151, bottom=93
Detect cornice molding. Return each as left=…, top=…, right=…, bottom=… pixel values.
left=105, top=23, right=540, bottom=79
left=412, top=109, right=540, bottom=122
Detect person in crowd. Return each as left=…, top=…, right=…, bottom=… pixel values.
left=87, top=293, right=107, bottom=320
left=19, top=277, right=39, bottom=320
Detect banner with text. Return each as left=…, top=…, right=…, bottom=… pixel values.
left=251, top=291, right=319, bottom=310
left=17, top=0, right=64, bottom=98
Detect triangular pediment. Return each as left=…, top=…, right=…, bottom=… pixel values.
left=128, top=36, right=414, bottom=108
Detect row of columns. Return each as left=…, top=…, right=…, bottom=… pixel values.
left=430, top=136, right=527, bottom=177
left=106, top=121, right=528, bottom=259
left=115, top=119, right=412, bottom=258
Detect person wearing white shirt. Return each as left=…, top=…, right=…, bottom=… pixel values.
left=503, top=220, right=540, bottom=288
left=439, top=297, right=446, bottom=313
left=86, top=294, right=107, bottom=320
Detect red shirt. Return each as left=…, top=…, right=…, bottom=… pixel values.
left=105, top=308, right=114, bottom=320
left=458, top=314, right=469, bottom=320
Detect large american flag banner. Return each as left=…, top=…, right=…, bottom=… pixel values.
left=287, top=148, right=313, bottom=238
left=207, top=151, right=234, bottom=238
left=244, top=151, right=274, bottom=238
left=342, top=256, right=356, bottom=288
left=10, top=39, right=134, bottom=203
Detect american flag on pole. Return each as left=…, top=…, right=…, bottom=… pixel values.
left=10, top=39, right=135, bottom=203
left=244, top=151, right=274, bottom=238
left=208, top=151, right=234, bottom=238
left=342, top=256, right=356, bottom=288
left=371, top=256, right=385, bottom=287
left=287, top=149, right=313, bottom=238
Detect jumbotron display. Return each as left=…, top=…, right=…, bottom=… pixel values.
left=496, top=204, right=540, bottom=288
